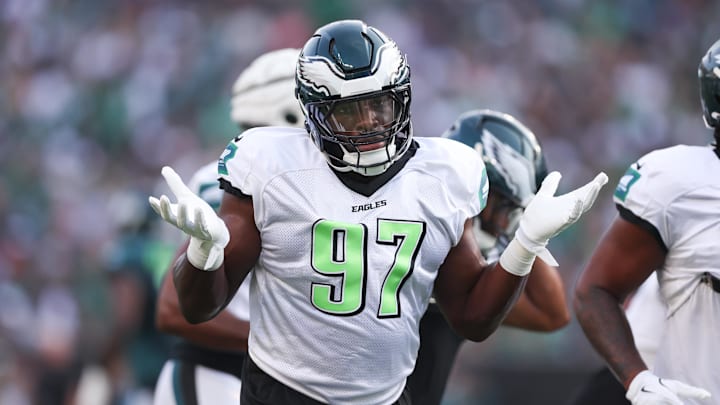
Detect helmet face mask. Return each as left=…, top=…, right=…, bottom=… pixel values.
left=296, top=20, right=412, bottom=176
left=699, top=39, right=720, bottom=130
left=476, top=192, right=523, bottom=249
left=304, top=85, right=411, bottom=173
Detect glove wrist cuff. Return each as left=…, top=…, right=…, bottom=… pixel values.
left=626, top=370, right=651, bottom=398
left=499, top=238, right=536, bottom=276
left=514, top=226, right=549, bottom=254
left=187, top=237, right=224, bottom=271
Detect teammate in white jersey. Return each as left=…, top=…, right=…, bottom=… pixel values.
left=152, top=48, right=304, bottom=405
left=407, top=110, right=570, bottom=405
left=574, top=38, right=720, bottom=405
left=149, top=20, right=607, bottom=405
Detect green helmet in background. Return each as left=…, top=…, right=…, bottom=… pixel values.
left=442, top=109, right=548, bottom=252
left=442, top=109, right=547, bottom=207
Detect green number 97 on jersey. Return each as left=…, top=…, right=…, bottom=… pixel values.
left=310, top=218, right=426, bottom=319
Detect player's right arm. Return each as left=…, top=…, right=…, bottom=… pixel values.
left=155, top=241, right=250, bottom=351
left=170, top=192, right=260, bottom=324
left=150, top=165, right=261, bottom=324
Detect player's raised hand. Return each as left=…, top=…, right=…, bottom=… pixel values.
left=515, top=171, right=608, bottom=266
left=149, top=166, right=229, bottom=271
left=626, top=370, right=711, bottom=405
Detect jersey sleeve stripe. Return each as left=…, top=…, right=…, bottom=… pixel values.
left=219, top=178, right=252, bottom=199
left=616, top=204, right=668, bottom=253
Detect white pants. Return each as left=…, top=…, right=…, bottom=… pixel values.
left=153, top=360, right=241, bottom=405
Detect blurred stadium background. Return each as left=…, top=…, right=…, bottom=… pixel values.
left=1, top=0, right=719, bottom=404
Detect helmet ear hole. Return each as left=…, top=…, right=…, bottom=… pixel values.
left=285, top=112, right=299, bottom=125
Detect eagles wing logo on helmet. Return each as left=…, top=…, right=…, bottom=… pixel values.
left=479, top=129, right=536, bottom=207
left=297, top=42, right=408, bottom=98
left=382, top=43, right=410, bottom=85
left=296, top=56, right=345, bottom=97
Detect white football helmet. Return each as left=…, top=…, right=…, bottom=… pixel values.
left=230, top=48, right=304, bottom=128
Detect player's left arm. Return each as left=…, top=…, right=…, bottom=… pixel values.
left=435, top=171, right=607, bottom=342
left=502, top=258, right=569, bottom=331
left=433, top=219, right=528, bottom=342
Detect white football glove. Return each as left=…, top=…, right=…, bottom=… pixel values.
left=500, top=171, right=607, bottom=275
left=626, top=370, right=711, bottom=405
left=148, top=166, right=230, bottom=271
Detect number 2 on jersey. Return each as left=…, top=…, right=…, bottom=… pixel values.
left=311, top=219, right=426, bottom=318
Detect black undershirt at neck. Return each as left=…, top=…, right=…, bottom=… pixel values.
left=331, top=141, right=419, bottom=197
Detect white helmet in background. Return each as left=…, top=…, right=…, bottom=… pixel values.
left=230, top=48, right=304, bottom=129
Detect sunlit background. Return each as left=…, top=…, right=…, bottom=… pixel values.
left=1, top=0, right=719, bottom=404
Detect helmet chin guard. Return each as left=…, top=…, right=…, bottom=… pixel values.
left=337, top=142, right=398, bottom=176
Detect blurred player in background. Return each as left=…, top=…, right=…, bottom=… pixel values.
left=407, top=109, right=570, bottom=405
left=150, top=20, right=607, bottom=404
left=152, top=48, right=303, bottom=405
left=574, top=38, right=720, bottom=405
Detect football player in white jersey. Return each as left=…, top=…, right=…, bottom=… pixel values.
left=574, top=38, right=720, bottom=405
left=149, top=20, right=607, bottom=405
left=152, top=48, right=304, bottom=405
left=407, top=109, right=570, bottom=405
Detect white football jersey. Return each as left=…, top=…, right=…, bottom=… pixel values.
left=624, top=273, right=664, bottom=368
left=188, top=162, right=250, bottom=322
left=218, top=127, right=487, bottom=405
left=614, top=144, right=720, bottom=402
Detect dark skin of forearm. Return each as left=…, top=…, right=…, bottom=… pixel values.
left=173, top=195, right=261, bottom=324
left=574, top=217, right=666, bottom=389
left=173, top=253, right=231, bottom=324
left=157, top=248, right=249, bottom=351
left=503, top=258, right=570, bottom=331
left=575, top=282, right=643, bottom=389
left=434, top=220, right=528, bottom=342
